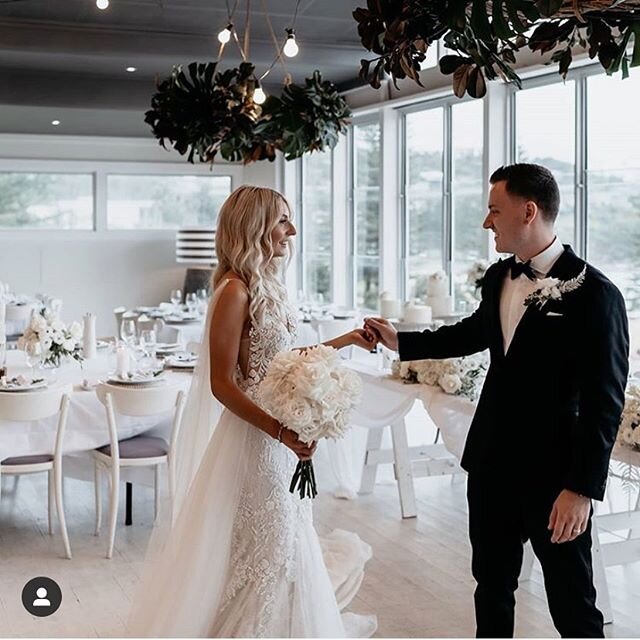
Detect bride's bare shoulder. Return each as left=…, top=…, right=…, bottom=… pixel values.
left=215, top=273, right=249, bottom=307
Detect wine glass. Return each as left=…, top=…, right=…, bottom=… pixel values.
left=170, top=289, right=183, bottom=312
left=139, top=329, right=156, bottom=357
left=25, top=343, right=42, bottom=380
left=120, top=319, right=137, bottom=348
left=185, top=292, right=198, bottom=315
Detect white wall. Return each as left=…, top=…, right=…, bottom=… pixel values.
left=0, top=134, right=280, bottom=335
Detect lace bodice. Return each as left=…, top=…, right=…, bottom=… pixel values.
left=237, top=303, right=298, bottom=398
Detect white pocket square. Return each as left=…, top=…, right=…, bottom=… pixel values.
left=546, top=311, right=563, bottom=317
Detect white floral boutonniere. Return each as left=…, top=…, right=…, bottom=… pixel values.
left=523, top=266, right=587, bottom=310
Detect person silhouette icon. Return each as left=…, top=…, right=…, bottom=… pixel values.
left=33, top=587, right=51, bottom=607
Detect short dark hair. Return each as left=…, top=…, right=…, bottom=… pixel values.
left=489, top=163, right=560, bottom=223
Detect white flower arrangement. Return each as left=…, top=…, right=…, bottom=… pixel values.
left=391, top=352, right=489, bottom=401
left=524, top=266, right=587, bottom=310
left=617, top=385, right=640, bottom=451
left=466, top=260, right=492, bottom=300
left=17, top=310, right=83, bottom=367
left=258, top=344, right=363, bottom=498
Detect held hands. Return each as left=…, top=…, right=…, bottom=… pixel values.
left=279, top=425, right=317, bottom=461
left=347, top=328, right=378, bottom=350
left=363, top=317, right=399, bottom=352
left=548, top=489, right=591, bottom=543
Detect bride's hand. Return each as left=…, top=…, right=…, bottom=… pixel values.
left=346, top=328, right=378, bottom=350
left=279, top=427, right=317, bottom=461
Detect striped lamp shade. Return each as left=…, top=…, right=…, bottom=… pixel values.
left=176, top=227, right=217, bottom=265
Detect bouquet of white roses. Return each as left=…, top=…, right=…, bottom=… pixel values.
left=18, top=310, right=83, bottom=367
left=258, top=344, right=362, bottom=499
left=392, top=352, right=488, bottom=401
left=617, top=385, right=640, bottom=450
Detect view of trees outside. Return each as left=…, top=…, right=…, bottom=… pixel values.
left=301, top=151, right=332, bottom=303
left=515, top=81, right=576, bottom=246
left=452, top=100, right=485, bottom=307
left=515, top=75, right=640, bottom=350
left=586, top=72, right=640, bottom=349
left=353, top=122, right=381, bottom=310
left=107, top=175, right=231, bottom=229
left=0, top=172, right=93, bottom=229
left=405, top=108, right=444, bottom=301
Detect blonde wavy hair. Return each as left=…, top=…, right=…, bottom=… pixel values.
left=213, top=185, right=293, bottom=328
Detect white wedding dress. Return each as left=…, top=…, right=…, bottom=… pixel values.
left=127, top=281, right=376, bottom=638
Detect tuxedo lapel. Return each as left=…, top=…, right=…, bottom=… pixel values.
left=504, top=245, right=585, bottom=358
left=489, top=258, right=512, bottom=359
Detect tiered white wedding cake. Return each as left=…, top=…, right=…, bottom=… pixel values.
left=425, top=271, right=454, bottom=318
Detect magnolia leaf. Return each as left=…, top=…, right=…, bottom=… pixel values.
left=535, top=0, right=563, bottom=18
left=467, top=66, right=487, bottom=98
left=493, top=0, right=516, bottom=40
left=631, top=23, right=640, bottom=67
left=453, top=63, right=472, bottom=97
left=471, top=0, right=492, bottom=41
left=440, top=54, right=470, bottom=75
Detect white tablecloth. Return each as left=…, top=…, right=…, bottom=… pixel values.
left=0, top=351, right=191, bottom=462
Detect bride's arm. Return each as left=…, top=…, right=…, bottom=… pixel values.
left=209, top=281, right=315, bottom=459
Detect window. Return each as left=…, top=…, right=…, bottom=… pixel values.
left=300, top=151, right=333, bottom=304
left=352, top=122, right=381, bottom=310
left=514, top=81, right=576, bottom=245
left=0, top=172, right=93, bottom=229
left=587, top=72, right=640, bottom=348
left=452, top=100, right=485, bottom=306
left=107, top=174, right=232, bottom=229
left=404, top=108, right=444, bottom=301
left=403, top=100, right=485, bottom=308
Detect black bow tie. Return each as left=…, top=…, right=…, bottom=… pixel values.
left=511, top=259, right=537, bottom=281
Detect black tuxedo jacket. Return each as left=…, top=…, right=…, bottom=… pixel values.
left=398, top=246, right=629, bottom=500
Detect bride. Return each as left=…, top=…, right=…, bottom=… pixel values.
left=127, top=185, right=377, bottom=638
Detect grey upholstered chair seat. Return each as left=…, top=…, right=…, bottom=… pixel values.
left=96, top=435, right=168, bottom=459
left=2, top=453, right=55, bottom=465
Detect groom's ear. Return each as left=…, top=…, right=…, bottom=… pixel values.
left=523, top=200, right=539, bottom=225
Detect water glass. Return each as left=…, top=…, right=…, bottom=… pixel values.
left=120, top=319, right=137, bottom=348
left=140, top=329, right=156, bottom=357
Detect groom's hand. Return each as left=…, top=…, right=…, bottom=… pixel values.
left=548, top=489, right=591, bottom=543
left=363, top=317, right=398, bottom=351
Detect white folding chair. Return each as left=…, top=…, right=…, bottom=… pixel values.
left=0, top=386, right=72, bottom=559
left=93, top=383, right=186, bottom=559
left=155, top=324, right=181, bottom=345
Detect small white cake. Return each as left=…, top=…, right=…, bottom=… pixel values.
left=426, top=271, right=454, bottom=317
left=403, top=302, right=432, bottom=324
left=379, top=291, right=402, bottom=319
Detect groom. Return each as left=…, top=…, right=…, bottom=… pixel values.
left=365, top=163, right=629, bottom=638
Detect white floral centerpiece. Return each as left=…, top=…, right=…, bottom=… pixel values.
left=18, top=310, right=83, bottom=368
left=617, top=385, right=640, bottom=450
left=258, top=344, right=362, bottom=499
left=392, top=352, right=489, bottom=401
left=466, top=260, right=492, bottom=300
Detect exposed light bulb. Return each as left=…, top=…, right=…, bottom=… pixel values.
left=283, top=30, right=299, bottom=58
left=253, top=86, right=267, bottom=105
left=125, top=66, right=137, bottom=73
left=217, top=24, right=232, bottom=44
left=51, top=120, right=61, bottom=126
left=96, top=0, right=109, bottom=10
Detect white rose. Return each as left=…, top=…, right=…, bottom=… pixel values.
left=440, top=373, right=462, bottom=395
left=32, top=315, right=48, bottom=333
left=51, top=319, right=65, bottom=333
left=63, top=338, right=75, bottom=352
left=69, top=321, right=83, bottom=341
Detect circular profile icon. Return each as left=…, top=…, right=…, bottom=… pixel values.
left=21, top=577, right=62, bottom=617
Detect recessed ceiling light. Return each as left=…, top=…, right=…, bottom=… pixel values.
left=96, top=0, right=109, bottom=9
left=51, top=120, right=61, bottom=126
left=126, top=66, right=137, bottom=73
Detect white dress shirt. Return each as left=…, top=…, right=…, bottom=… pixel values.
left=499, top=236, right=565, bottom=353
